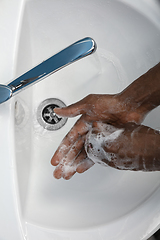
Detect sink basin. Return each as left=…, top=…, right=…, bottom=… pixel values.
left=1, top=0, right=160, bottom=239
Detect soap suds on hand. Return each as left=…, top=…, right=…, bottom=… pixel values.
left=85, top=123, right=124, bottom=167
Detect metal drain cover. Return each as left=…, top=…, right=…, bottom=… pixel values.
left=37, top=98, right=68, bottom=130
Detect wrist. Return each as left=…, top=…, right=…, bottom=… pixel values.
left=116, top=63, right=160, bottom=123
left=114, top=93, right=145, bottom=124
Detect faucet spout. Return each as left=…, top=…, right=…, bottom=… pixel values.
left=0, top=37, right=97, bottom=104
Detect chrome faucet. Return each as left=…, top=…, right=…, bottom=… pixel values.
left=0, top=37, right=97, bottom=104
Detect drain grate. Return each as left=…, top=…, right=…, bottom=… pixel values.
left=37, top=98, right=68, bottom=130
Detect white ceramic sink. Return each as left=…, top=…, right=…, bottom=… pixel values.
left=1, top=0, right=160, bottom=239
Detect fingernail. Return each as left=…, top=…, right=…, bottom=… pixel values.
left=51, top=158, right=59, bottom=166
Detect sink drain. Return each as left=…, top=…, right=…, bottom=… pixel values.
left=37, top=98, right=68, bottom=130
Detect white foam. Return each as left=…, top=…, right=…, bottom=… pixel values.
left=85, top=123, right=124, bottom=167
left=84, top=123, right=147, bottom=171
left=62, top=164, right=76, bottom=177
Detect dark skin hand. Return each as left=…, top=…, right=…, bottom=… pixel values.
left=51, top=62, right=160, bottom=180
left=86, top=122, right=160, bottom=171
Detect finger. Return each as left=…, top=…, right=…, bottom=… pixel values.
left=62, top=158, right=94, bottom=180
left=62, top=136, right=86, bottom=166
left=53, top=136, right=85, bottom=179
left=76, top=158, right=95, bottom=173
left=62, top=148, right=88, bottom=180
left=53, top=163, right=63, bottom=179
left=51, top=116, right=91, bottom=166
left=54, top=97, right=89, bottom=117
left=73, top=148, right=88, bottom=166
left=62, top=167, right=76, bottom=180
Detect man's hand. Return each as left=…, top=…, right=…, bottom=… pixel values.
left=51, top=63, right=160, bottom=179
left=51, top=93, right=146, bottom=180
left=85, top=122, right=160, bottom=171
left=53, top=93, right=146, bottom=124
left=51, top=115, right=94, bottom=180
